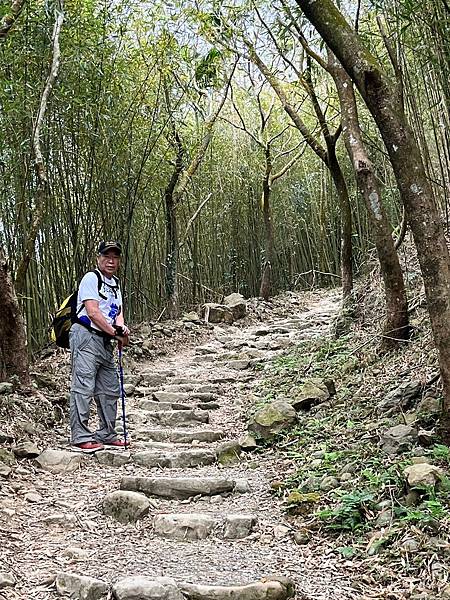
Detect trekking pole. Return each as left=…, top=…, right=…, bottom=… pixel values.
left=117, top=341, right=128, bottom=449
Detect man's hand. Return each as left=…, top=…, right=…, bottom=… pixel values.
left=114, top=325, right=130, bottom=347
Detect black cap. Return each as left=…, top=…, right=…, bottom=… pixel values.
left=98, top=241, right=122, bottom=255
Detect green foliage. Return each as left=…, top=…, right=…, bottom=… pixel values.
left=316, top=490, right=376, bottom=531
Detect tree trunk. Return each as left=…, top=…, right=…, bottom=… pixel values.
left=328, top=51, right=409, bottom=347
left=259, top=150, right=275, bottom=300
left=0, top=247, right=30, bottom=384
left=326, top=147, right=353, bottom=299
left=164, top=134, right=184, bottom=319
left=296, top=0, right=450, bottom=440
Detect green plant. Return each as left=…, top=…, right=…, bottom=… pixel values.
left=316, top=490, right=376, bottom=531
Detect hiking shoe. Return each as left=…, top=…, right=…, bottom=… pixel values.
left=71, top=441, right=104, bottom=453
left=103, top=439, right=129, bottom=448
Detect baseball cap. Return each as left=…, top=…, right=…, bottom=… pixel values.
left=98, top=240, right=122, bottom=255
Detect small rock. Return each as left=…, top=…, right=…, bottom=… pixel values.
left=223, top=515, right=256, bottom=539
left=375, top=509, right=393, bottom=528
left=404, top=463, right=444, bottom=487
left=103, top=490, right=151, bottom=523
left=401, top=538, right=420, bottom=552
left=381, top=424, right=418, bottom=454
left=238, top=434, right=257, bottom=450
left=0, top=462, right=11, bottom=477
left=0, top=383, right=13, bottom=395
left=293, top=530, right=310, bottom=545
left=273, top=524, right=290, bottom=539
left=248, top=401, right=297, bottom=441
left=56, top=572, right=109, bottom=599
left=62, top=547, right=90, bottom=560
left=0, top=572, right=15, bottom=588
left=320, top=476, right=340, bottom=492
left=13, top=442, right=40, bottom=458
left=216, top=441, right=241, bottom=466
left=24, top=492, right=42, bottom=503
left=0, top=449, right=16, bottom=466
left=234, top=479, right=251, bottom=494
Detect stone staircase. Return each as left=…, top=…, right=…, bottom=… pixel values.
left=4, top=293, right=345, bottom=600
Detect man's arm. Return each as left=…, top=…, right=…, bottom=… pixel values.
left=84, top=300, right=116, bottom=336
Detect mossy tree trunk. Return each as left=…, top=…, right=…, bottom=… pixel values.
left=0, top=247, right=30, bottom=384
left=328, top=50, right=410, bottom=348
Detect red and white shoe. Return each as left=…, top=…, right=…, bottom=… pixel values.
left=103, top=439, right=129, bottom=448
left=71, top=441, right=104, bottom=454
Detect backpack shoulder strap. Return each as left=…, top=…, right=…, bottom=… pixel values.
left=90, top=269, right=108, bottom=300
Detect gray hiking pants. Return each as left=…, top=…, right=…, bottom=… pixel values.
left=69, top=324, right=120, bottom=444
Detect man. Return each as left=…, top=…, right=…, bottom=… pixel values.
left=69, top=241, right=130, bottom=453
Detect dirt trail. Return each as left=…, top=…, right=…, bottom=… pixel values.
left=0, top=291, right=359, bottom=600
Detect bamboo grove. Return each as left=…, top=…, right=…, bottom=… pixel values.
left=0, top=1, right=449, bottom=368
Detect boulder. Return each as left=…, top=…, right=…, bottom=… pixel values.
left=248, top=401, right=297, bottom=440
left=113, top=577, right=184, bottom=600
left=56, top=572, right=109, bottom=599
left=103, top=491, right=150, bottom=524
left=203, top=303, right=234, bottom=324
left=289, top=380, right=330, bottom=411
left=404, top=464, right=444, bottom=488
left=223, top=293, right=247, bottom=320
left=381, top=424, right=418, bottom=454
left=35, top=449, right=84, bottom=474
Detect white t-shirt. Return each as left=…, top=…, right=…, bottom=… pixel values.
left=77, top=270, right=122, bottom=331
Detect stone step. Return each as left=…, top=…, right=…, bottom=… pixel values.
left=120, top=476, right=240, bottom=499
left=133, top=449, right=216, bottom=468
left=134, top=429, right=224, bottom=444
left=153, top=391, right=191, bottom=403
left=56, top=575, right=295, bottom=600
left=153, top=512, right=257, bottom=540
left=139, top=400, right=192, bottom=411
left=143, top=409, right=209, bottom=427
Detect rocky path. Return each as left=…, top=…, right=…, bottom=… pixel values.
left=0, top=292, right=357, bottom=600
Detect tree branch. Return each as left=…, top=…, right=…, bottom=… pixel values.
left=0, top=0, right=26, bottom=40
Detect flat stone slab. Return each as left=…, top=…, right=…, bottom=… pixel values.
left=179, top=579, right=295, bottom=600
left=132, top=449, right=216, bottom=469
left=96, top=451, right=131, bottom=467
left=153, top=513, right=257, bottom=540
left=153, top=391, right=191, bottom=403
left=111, top=578, right=294, bottom=600
left=154, top=513, right=217, bottom=540
left=113, top=577, right=183, bottom=600
left=139, top=400, right=192, bottom=411
left=35, top=449, right=85, bottom=474
left=134, top=429, right=225, bottom=444
left=144, top=410, right=209, bottom=427
left=120, top=476, right=237, bottom=499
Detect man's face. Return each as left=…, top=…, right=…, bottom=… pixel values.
left=97, top=250, right=120, bottom=277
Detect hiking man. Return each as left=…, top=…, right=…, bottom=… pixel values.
left=69, top=241, right=130, bottom=453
